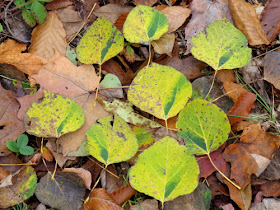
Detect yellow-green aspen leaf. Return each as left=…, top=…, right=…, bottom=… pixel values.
left=24, top=90, right=85, bottom=138
left=123, top=5, right=169, bottom=43
left=176, top=99, right=231, bottom=155
left=191, top=19, right=252, bottom=70
left=129, top=137, right=199, bottom=203
left=76, top=18, right=124, bottom=64
left=127, top=63, right=192, bottom=120
left=86, top=115, right=138, bottom=166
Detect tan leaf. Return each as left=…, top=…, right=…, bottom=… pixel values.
left=229, top=0, right=270, bottom=45
left=29, top=11, right=67, bottom=58
left=132, top=0, right=157, bottom=6
left=264, top=51, right=280, bottom=90
left=84, top=188, right=121, bottom=210
left=45, top=0, right=73, bottom=10
left=160, top=6, right=191, bottom=33
left=216, top=69, right=235, bottom=83
left=0, top=39, right=44, bottom=75
left=151, top=33, right=175, bottom=56
left=110, top=185, right=136, bottom=205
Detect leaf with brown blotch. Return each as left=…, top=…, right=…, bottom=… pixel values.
left=227, top=91, right=256, bottom=125
left=264, top=51, right=280, bottom=90
left=159, top=6, right=191, bottom=33
left=223, top=124, right=280, bottom=189
left=184, top=0, right=233, bottom=54
left=45, top=0, right=73, bottom=10
left=30, top=51, right=99, bottom=98
left=261, top=0, right=280, bottom=42
left=0, top=85, right=25, bottom=156
left=84, top=188, right=121, bottom=210
left=229, top=0, right=270, bottom=45
left=0, top=39, right=44, bottom=75
left=151, top=33, right=175, bottom=56
left=110, top=185, right=136, bottom=205
left=29, top=12, right=67, bottom=59
left=132, top=0, right=157, bottom=6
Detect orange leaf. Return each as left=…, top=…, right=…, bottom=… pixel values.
left=0, top=39, right=44, bottom=75
left=29, top=12, right=67, bottom=59
left=216, top=69, right=235, bottom=83
left=229, top=0, right=270, bottom=45
left=40, top=146, right=54, bottom=162
left=223, top=81, right=249, bottom=103
left=84, top=188, right=121, bottom=210
left=110, top=185, right=136, bottom=205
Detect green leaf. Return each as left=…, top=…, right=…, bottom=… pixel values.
left=176, top=99, right=231, bottom=155
left=76, top=18, right=124, bottom=64
left=22, top=8, right=36, bottom=27
left=19, top=146, right=34, bottom=156
left=24, top=90, right=85, bottom=138
left=0, top=24, right=3, bottom=32
left=100, top=74, right=121, bottom=89
left=129, top=137, right=199, bottom=203
left=133, top=126, right=154, bottom=148
left=191, top=18, right=252, bottom=70
left=127, top=63, right=192, bottom=120
left=31, top=0, right=47, bottom=24
left=123, top=5, right=168, bottom=43
left=6, top=141, right=19, bottom=153
left=16, top=134, right=28, bottom=148
left=98, top=98, right=161, bottom=128
left=19, top=166, right=37, bottom=200
left=66, top=45, right=77, bottom=65
left=86, top=114, right=138, bottom=166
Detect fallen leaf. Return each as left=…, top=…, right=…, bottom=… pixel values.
left=110, top=185, right=136, bottom=205
left=223, top=81, right=249, bottom=103
left=264, top=51, right=280, bottom=90
left=151, top=33, right=175, bottom=56
left=29, top=12, right=67, bottom=59
left=164, top=183, right=211, bottom=210
left=93, top=4, right=133, bottom=24
left=114, top=12, right=129, bottom=31
left=223, top=124, right=280, bottom=188
left=30, top=52, right=99, bottom=98
left=255, top=198, right=280, bottom=209
left=216, top=69, right=235, bottom=83
left=229, top=0, right=270, bottom=45
left=231, top=119, right=258, bottom=133
left=0, top=154, right=22, bottom=174
left=63, top=168, right=92, bottom=190
left=259, top=149, right=280, bottom=180
left=207, top=174, right=229, bottom=198
left=35, top=172, right=86, bottom=210
left=129, top=199, right=158, bottom=210
left=81, top=158, right=103, bottom=185
left=99, top=74, right=124, bottom=98
left=260, top=180, right=280, bottom=197
left=0, top=64, right=27, bottom=82
left=184, top=0, right=233, bottom=54
left=84, top=188, right=121, bottom=210
left=160, top=6, right=191, bottom=33
left=261, top=0, right=280, bottom=42
left=0, top=85, right=25, bottom=156
left=227, top=91, right=256, bottom=125
left=0, top=166, right=37, bottom=208
left=0, top=167, right=9, bottom=181
left=40, top=146, right=54, bottom=162
left=133, top=0, right=157, bottom=6
left=0, top=39, right=44, bottom=75
left=45, top=0, right=73, bottom=10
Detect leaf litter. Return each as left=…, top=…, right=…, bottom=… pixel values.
left=1, top=0, right=280, bottom=209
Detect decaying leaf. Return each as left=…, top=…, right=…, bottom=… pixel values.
left=191, top=19, right=252, bottom=70
left=35, top=172, right=86, bottom=210
left=223, top=124, right=280, bottom=189
left=77, top=18, right=124, bottom=64
left=0, top=39, right=44, bottom=75
left=24, top=90, right=85, bottom=138
left=0, top=166, right=37, bottom=208
left=110, top=185, right=136, bottom=205
left=98, top=98, right=161, bottom=128
left=123, top=5, right=168, bottom=43
left=128, top=63, right=192, bottom=120
left=151, top=33, right=175, bottom=56
left=229, top=0, right=270, bottom=45
left=184, top=0, right=233, bottom=54
left=264, top=51, right=280, bottom=90
left=63, top=168, right=92, bottom=190
left=129, top=137, right=199, bottom=203
left=86, top=115, right=138, bottom=166
left=261, top=0, right=280, bottom=42
left=29, top=12, right=67, bottom=58
left=99, top=74, right=124, bottom=98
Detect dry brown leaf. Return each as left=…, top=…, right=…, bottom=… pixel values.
left=260, top=180, right=280, bottom=197
left=231, top=119, right=258, bottom=132
left=0, top=85, right=25, bottom=156
left=40, top=146, right=54, bottom=162
left=110, top=185, right=136, bottom=205
left=45, top=0, right=73, bottom=10
left=0, top=167, right=9, bottom=182
left=223, top=81, right=249, bottom=103
left=93, top=4, right=133, bottom=24
left=30, top=51, right=99, bottom=98
left=229, top=0, right=270, bottom=45
left=207, top=174, right=229, bottom=198
left=216, top=69, right=235, bottom=83
left=29, top=12, right=67, bottom=58
left=130, top=199, right=158, bottom=210
left=184, top=0, right=233, bottom=54
left=223, top=124, right=280, bottom=188
left=0, top=154, right=22, bottom=174
left=0, top=39, right=44, bottom=75
left=264, top=51, right=280, bottom=90
left=261, top=0, right=280, bottom=42
left=63, top=168, right=92, bottom=190
left=151, top=33, right=175, bottom=56
left=84, top=188, right=121, bottom=210
left=114, top=12, right=129, bottom=31
left=132, top=0, right=157, bottom=6
left=160, top=6, right=191, bottom=33
left=81, top=158, right=103, bottom=184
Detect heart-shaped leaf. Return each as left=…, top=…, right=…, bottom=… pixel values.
left=129, top=136, right=199, bottom=203
left=176, top=99, right=231, bottom=155
left=191, top=18, right=252, bottom=70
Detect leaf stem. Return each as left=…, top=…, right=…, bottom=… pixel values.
left=146, top=42, right=152, bottom=68
left=204, top=70, right=217, bottom=101
left=94, top=64, right=102, bottom=106
left=207, top=153, right=241, bottom=190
